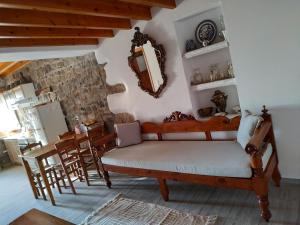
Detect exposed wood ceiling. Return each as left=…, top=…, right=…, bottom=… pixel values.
left=0, top=0, right=176, bottom=48
left=0, top=61, right=30, bottom=77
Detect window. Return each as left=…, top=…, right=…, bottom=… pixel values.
left=0, top=93, right=20, bottom=133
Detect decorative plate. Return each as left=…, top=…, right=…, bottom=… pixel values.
left=195, top=20, right=217, bottom=46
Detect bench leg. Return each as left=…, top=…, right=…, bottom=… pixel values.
left=158, top=179, right=169, bottom=201
left=272, top=165, right=281, bottom=187
left=257, top=195, right=271, bottom=222
left=254, top=180, right=272, bottom=222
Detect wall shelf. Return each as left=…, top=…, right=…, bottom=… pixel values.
left=191, top=78, right=236, bottom=91
left=184, top=41, right=229, bottom=59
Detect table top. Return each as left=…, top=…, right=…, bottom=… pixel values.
left=19, top=133, right=88, bottom=160
left=9, top=208, right=75, bottom=225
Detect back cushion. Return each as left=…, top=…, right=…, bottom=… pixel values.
left=114, top=121, right=142, bottom=148
left=237, top=113, right=263, bottom=149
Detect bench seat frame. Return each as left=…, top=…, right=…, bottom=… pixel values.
left=95, top=107, right=281, bottom=222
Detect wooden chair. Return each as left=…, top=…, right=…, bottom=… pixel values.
left=20, top=142, right=62, bottom=200
left=88, top=126, right=115, bottom=152
left=58, top=130, right=102, bottom=186
left=55, top=139, right=87, bottom=194
left=88, top=133, right=117, bottom=188
left=87, top=126, right=105, bottom=177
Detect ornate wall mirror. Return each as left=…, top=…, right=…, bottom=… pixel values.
left=128, top=27, right=167, bottom=98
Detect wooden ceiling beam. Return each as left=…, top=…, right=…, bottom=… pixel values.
left=0, top=62, right=13, bottom=72
left=0, top=38, right=99, bottom=48
left=0, top=26, right=114, bottom=38
left=0, top=61, right=30, bottom=77
left=0, top=0, right=152, bottom=20
left=0, top=8, right=132, bottom=30
left=119, top=0, right=176, bottom=9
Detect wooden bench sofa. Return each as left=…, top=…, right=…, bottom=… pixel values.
left=95, top=107, right=281, bottom=222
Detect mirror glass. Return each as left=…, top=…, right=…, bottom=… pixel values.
left=134, top=41, right=164, bottom=93
left=128, top=27, right=167, bottom=98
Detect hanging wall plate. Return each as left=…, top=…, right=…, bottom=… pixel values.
left=195, top=20, right=217, bottom=46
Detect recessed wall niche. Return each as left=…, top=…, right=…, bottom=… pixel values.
left=174, top=2, right=240, bottom=118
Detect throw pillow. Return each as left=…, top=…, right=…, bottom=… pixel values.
left=114, top=121, right=142, bottom=148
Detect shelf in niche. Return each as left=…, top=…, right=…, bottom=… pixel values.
left=191, top=78, right=236, bottom=92
left=184, top=41, right=229, bottom=59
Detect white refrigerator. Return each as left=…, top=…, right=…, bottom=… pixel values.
left=27, top=101, right=68, bottom=146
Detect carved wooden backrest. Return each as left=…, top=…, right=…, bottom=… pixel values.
left=141, top=111, right=241, bottom=141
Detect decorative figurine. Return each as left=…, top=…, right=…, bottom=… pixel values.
left=185, top=39, right=197, bottom=52
left=74, top=116, right=87, bottom=134
left=211, top=90, right=228, bottom=113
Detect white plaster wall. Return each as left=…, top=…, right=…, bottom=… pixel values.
left=222, top=0, right=300, bottom=178
left=95, top=0, right=222, bottom=122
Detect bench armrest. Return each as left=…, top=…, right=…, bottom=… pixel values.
left=245, top=121, right=271, bottom=156
left=245, top=121, right=272, bottom=177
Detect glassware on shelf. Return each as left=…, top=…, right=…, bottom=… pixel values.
left=209, top=64, right=220, bottom=82
left=219, top=15, right=227, bottom=41
left=191, top=68, right=203, bottom=85
left=227, top=63, right=235, bottom=78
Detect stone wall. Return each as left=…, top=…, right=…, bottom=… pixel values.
left=5, top=53, right=124, bottom=129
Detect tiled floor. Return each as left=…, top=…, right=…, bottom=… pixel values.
left=0, top=166, right=299, bottom=225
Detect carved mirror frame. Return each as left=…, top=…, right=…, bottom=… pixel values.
left=128, top=27, right=167, bottom=98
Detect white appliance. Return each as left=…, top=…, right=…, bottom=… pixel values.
left=3, top=83, right=36, bottom=109
left=27, top=101, right=68, bottom=145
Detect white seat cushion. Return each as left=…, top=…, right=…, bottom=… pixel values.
left=102, top=141, right=272, bottom=178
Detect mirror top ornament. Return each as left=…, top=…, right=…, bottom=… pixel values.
left=128, top=27, right=167, bottom=98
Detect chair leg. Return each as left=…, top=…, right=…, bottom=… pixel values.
left=272, top=165, right=281, bottom=187
left=94, top=159, right=103, bottom=178
left=103, top=171, right=111, bottom=188
left=98, top=159, right=111, bottom=188
left=29, top=175, right=39, bottom=199
left=36, top=186, right=41, bottom=197
left=22, top=159, right=38, bottom=199
left=48, top=171, right=55, bottom=188
left=91, top=149, right=102, bottom=178
left=67, top=174, right=76, bottom=194
left=79, top=157, right=90, bottom=186
left=59, top=170, right=67, bottom=188
left=75, top=162, right=84, bottom=182
left=36, top=175, right=47, bottom=201
left=52, top=169, right=62, bottom=194
left=158, top=179, right=169, bottom=201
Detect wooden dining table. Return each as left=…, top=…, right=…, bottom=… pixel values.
left=19, top=133, right=89, bottom=206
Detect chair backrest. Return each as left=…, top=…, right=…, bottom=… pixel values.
left=20, top=142, right=43, bottom=171
left=89, top=133, right=117, bottom=153
left=58, top=131, right=75, bottom=140
left=20, top=142, right=42, bottom=155
left=87, top=126, right=103, bottom=143
left=55, top=139, right=80, bottom=164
